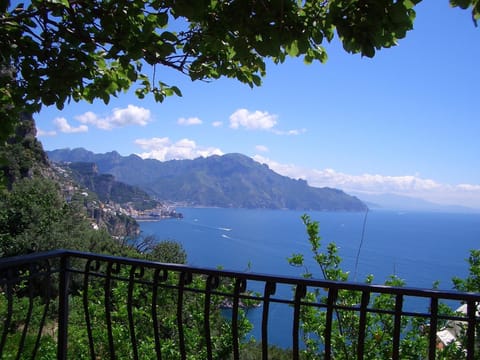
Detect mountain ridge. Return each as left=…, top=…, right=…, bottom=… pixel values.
left=47, top=148, right=367, bottom=212
left=351, top=192, right=480, bottom=213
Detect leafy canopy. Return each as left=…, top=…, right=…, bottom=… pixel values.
left=1, top=0, right=479, bottom=137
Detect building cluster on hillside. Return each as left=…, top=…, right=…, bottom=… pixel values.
left=127, top=206, right=183, bottom=221
left=50, top=163, right=180, bottom=239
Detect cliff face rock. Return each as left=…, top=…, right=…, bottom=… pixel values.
left=0, top=115, right=140, bottom=240
left=1, top=113, right=49, bottom=188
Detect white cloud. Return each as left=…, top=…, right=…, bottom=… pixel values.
left=36, top=128, right=57, bottom=137
left=76, top=105, right=151, bottom=130
left=457, top=184, right=480, bottom=191
left=53, top=117, right=88, bottom=133
left=229, top=109, right=277, bottom=130
left=255, top=145, right=269, bottom=152
left=272, top=128, right=307, bottom=136
left=75, top=111, right=98, bottom=125
left=212, top=121, right=223, bottom=127
left=178, top=117, right=203, bottom=126
left=135, top=137, right=223, bottom=161
left=229, top=108, right=305, bottom=135
left=109, top=105, right=151, bottom=127
left=253, top=155, right=480, bottom=209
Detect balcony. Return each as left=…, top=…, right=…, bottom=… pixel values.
left=1, top=249, right=479, bottom=359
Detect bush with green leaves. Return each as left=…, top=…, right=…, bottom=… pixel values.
left=288, top=214, right=476, bottom=359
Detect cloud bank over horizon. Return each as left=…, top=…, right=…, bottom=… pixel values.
left=127, top=137, right=480, bottom=209
left=253, top=155, right=480, bottom=210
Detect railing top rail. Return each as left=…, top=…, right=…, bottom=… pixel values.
left=1, top=249, right=480, bottom=302
left=0, top=249, right=67, bottom=268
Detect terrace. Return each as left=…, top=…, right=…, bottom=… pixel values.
left=1, top=249, right=479, bottom=359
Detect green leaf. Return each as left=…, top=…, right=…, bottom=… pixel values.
left=362, top=45, right=375, bottom=58
left=286, top=40, right=299, bottom=57
left=170, top=86, right=182, bottom=97
left=101, top=93, right=110, bottom=104
left=48, top=0, right=70, bottom=7
left=251, top=75, right=261, bottom=87
left=450, top=0, right=472, bottom=9
left=287, top=253, right=304, bottom=267
left=160, top=31, right=177, bottom=42
left=156, top=12, right=168, bottom=27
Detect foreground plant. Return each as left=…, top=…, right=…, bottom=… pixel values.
left=288, top=214, right=473, bottom=359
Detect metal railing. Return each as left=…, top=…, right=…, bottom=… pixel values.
left=1, top=249, right=479, bottom=359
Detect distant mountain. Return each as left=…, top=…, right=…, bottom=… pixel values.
left=47, top=148, right=367, bottom=211
left=351, top=192, right=479, bottom=213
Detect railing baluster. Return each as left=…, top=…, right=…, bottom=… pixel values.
left=57, top=255, right=69, bottom=360
left=428, top=297, right=438, bottom=360
left=152, top=268, right=168, bottom=360
left=262, top=281, right=276, bottom=360
left=83, top=259, right=97, bottom=360
left=293, top=283, right=306, bottom=360
left=16, top=264, right=36, bottom=360
left=128, top=265, right=143, bottom=360
left=204, top=275, right=219, bottom=360
left=231, top=278, right=247, bottom=360
left=177, top=271, right=192, bottom=360
left=392, top=294, right=403, bottom=360
left=324, top=287, right=338, bottom=360
left=104, top=261, right=117, bottom=360
left=0, top=269, right=14, bottom=358
left=31, top=262, right=52, bottom=360
left=357, top=291, right=370, bottom=359
left=466, top=300, right=476, bottom=360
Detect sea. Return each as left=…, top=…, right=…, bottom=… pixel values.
left=139, top=208, right=480, bottom=347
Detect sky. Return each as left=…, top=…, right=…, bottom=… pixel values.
left=36, top=2, right=480, bottom=210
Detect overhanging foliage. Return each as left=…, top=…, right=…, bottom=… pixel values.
left=1, top=0, right=479, bottom=141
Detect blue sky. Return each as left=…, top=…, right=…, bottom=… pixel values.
left=36, top=2, right=480, bottom=209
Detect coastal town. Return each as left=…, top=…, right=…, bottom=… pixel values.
left=50, top=161, right=182, bottom=239
left=126, top=205, right=183, bottom=221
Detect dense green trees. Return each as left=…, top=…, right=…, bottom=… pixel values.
left=149, top=239, right=188, bottom=264
left=0, top=177, right=77, bottom=256
left=0, top=176, right=145, bottom=257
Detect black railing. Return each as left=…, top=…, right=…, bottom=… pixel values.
left=1, top=249, right=479, bottom=359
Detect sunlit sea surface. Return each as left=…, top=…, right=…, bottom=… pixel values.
left=139, top=208, right=480, bottom=347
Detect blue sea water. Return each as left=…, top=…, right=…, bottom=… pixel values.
left=139, top=208, right=480, bottom=347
